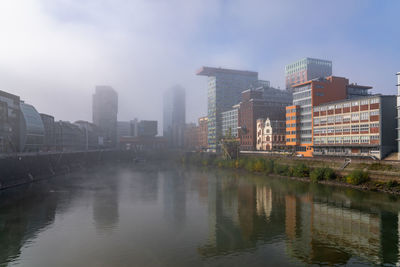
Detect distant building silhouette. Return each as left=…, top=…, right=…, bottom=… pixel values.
left=163, top=85, right=186, bottom=148
left=92, top=86, right=118, bottom=148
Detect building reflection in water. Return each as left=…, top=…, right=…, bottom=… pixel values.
left=162, top=170, right=186, bottom=228
left=199, top=173, right=400, bottom=266
left=199, top=174, right=283, bottom=257
left=92, top=171, right=120, bottom=233
left=285, top=194, right=400, bottom=266
left=0, top=184, right=59, bottom=265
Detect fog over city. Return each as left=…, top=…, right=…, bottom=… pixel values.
left=0, top=0, right=399, bottom=128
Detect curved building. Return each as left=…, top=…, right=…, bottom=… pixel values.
left=19, top=102, right=45, bottom=152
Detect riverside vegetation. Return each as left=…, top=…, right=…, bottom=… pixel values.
left=181, top=153, right=400, bottom=194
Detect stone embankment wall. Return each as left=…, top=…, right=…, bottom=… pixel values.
left=0, top=150, right=138, bottom=190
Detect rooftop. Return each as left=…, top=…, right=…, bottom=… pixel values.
left=315, top=94, right=395, bottom=107
left=196, top=66, right=258, bottom=77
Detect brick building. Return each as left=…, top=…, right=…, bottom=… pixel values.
left=313, top=95, right=397, bottom=159
left=239, top=89, right=288, bottom=151
left=256, top=118, right=286, bottom=151
left=285, top=76, right=372, bottom=157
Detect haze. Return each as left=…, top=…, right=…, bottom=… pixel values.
left=0, top=0, right=399, bottom=127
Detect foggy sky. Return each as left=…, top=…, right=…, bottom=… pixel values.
left=0, top=0, right=399, bottom=128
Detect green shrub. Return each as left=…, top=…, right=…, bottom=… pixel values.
left=387, top=180, right=398, bottom=188
left=293, top=163, right=310, bottom=178
left=310, top=168, right=325, bottom=182
left=323, top=167, right=336, bottom=180
left=274, top=164, right=290, bottom=176
left=252, top=159, right=266, bottom=172
left=346, top=170, right=369, bottom=185
left=310, top=167, right=336, bottom=183
left=265, top=159, right=274, bottom=174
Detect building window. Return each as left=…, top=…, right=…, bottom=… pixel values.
left=335, top=127, right=342, bottom=133
left=360, top=112, right=369, bottom=120
left=343, top=103, right=351, bottom=108
left=370, top=135, right=379, bottom=140
left=370, top=110, right=379, bottom=116
left=335, top=104, right=343, bottom=109
left=351, top=113, right=359, bottom=121
left=360, top=136, right=369, bottom=143
left=352, top=101, right=359, bottom=107
left=351, top=125, right=359, bottom=133
left=351, top=136, right=359, bottom=143
left=370, top=98, right=380, bottom=104
left=335, top=115, right=342, bottom=123
left=361, top=100, right=369, bottom=105
left=360, top=124, right=369, bottom=131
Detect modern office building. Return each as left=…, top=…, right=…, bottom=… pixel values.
left=117, top=121, right=133, bottom=143
left=313, top=95, right=397, bottom=159
left=256, top=118, right=286, bottom=151
left=285, top=58, right=332, bottom=90
left=55, top=121, right=85, bottom=151
left=40, top=113, right=56, bottom=151
left=163, top=85, right=186, bottom=148
left=0, top=90, right=21, bottom=153
left=197, top=67, right=258, bottom=151
left=198, top=116, right=208, bottom=150
left=238, top=88, right=290, bottom=151
left=92, top=86, right=118, bottom=148
left=137, top=120, right=157, bottom=137
left=19, top=102, right=45, bottom=152
left=75, top=120, right=104, bottom=150
left=397, top=72, right=400, bottom=159
left=221, top=104, right=239, bottom=138
left=286, top=76, right=372, bottom=157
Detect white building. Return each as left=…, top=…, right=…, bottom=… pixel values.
left=256, top=118, right=286, bottom=151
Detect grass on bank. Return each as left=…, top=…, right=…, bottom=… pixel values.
left=183, top=154, right=375, bottom=186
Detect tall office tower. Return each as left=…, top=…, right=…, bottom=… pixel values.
left=92, top=86, right=118, bottom=148
left=197, top=67, right=258, bottom=151
left=397, top=72, right=400, bottom=158
left=285, top=58, right=332, bottom=90
left=163, top=85, right=186, bottom=148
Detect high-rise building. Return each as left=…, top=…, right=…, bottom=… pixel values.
left=221, top=104, right=239, bottom=138
left=92, top=86, right=118, bottom=148
left=163, top=85, right=186, bottom=148
left=0, top=90, right=20, bottom=153
left=137, top=120, right=157, bottom=137
left=397, top=72, right=400, bottom=158
left=197, top=67, right=258, bottom=151
left=285, top=58, right=332, bottom=90
left=286, top=76, right=372, bottom=157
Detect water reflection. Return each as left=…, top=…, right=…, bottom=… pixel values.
left=0, top=166, right=399, bottom=266
left=92, top=170, right=120, bottom=232
left=199, top=171, right=400, bottom=266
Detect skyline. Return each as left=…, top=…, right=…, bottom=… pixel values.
left=0, top=0, right=399, bottom=127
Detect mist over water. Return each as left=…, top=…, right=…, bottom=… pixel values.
left=1, top=164, right=399, bottom=267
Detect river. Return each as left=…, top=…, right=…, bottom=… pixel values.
left=0, top=163, right=399, bottom=266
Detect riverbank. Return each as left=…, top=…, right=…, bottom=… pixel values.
left=182, top=153, right=400, bottom=195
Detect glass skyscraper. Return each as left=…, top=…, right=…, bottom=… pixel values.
left=197, top=67, right=258, bottom=151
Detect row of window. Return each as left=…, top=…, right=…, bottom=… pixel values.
left=314, top=135, right=379, bottom=144
left=314, top=98, right=380, bottom=111
left=314, top=111, right=379, bottom=124
left=314, top=123, right=379, bottom=134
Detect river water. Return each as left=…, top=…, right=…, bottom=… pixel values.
left=1, top=164, right=400, bottom=267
